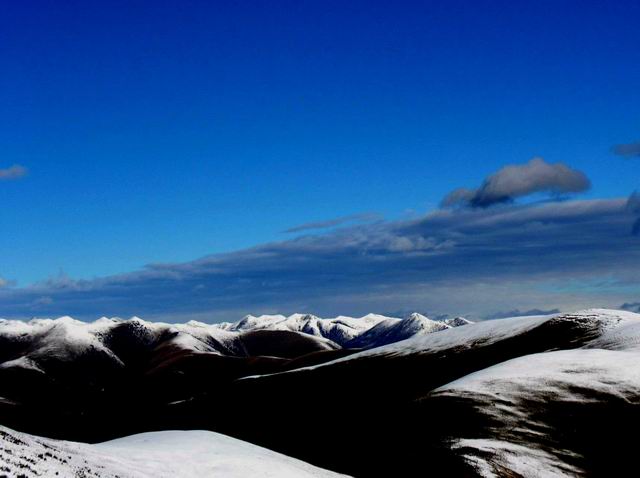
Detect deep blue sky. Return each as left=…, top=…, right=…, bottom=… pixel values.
left=1, top=1, right=639, bottom=320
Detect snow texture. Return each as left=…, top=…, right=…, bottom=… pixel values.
left=0, top=425, right=349, bottom=477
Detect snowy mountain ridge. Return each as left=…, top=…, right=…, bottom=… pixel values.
left=0, top=311, right=470, bottom=360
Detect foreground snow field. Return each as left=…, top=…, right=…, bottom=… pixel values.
left=0, top=425, right=348, bottom=478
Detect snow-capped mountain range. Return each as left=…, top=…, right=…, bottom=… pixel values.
left=0, top=311, right=471, bottom=365
left=4, top=308, right=640, bottom=477
left=220, top=311, right=472, bottom=346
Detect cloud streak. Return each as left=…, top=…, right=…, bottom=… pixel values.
left=0, top=164, right=28, bottom=180
left=283, top=212, right=381, bottom=233
left=613, top=142, right=640, bottom=158
left=442, top=158, right=590, bottom=208
left=0, top=196, right=637, bottom=322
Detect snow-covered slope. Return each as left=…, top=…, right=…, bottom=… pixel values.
left=438, top=347, right=640, bottom=477
left=345, top=313, right=450, bottom=348
left=0, top=425, right=348, bottom=477
left=427, top=309, right=640, bottom=477
left=225, top=313, right=397, bottom=346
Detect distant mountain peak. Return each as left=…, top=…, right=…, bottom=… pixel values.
left=444, top=316, right=473, bottom=327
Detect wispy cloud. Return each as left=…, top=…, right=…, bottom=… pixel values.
left=0, top=164, right=28, bottom=180
left=441, top=158, right=590, bottom=208
left=283, top=212, right=381, bottom=233
left=612, top=141, right=640, bottom=158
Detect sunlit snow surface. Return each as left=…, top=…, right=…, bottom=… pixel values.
left=0, top=426, right=349, bottom=478
left=431, top=309, right=640, bottom=477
